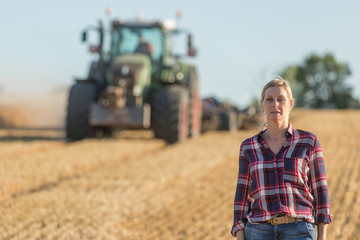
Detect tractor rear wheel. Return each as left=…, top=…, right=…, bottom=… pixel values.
left=151, top=85, right=189, bottom=144
left=66, top=81, right=97, bottom=141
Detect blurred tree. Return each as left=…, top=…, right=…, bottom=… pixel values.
left=282, top=53, right=353, bottom=108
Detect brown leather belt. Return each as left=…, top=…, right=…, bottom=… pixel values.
left=267, top=215, right=304, bottom=225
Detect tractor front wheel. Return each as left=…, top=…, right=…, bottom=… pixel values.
left=151, top=85, right=189, bottom=144
left=66, top=81, right=97, bottom=141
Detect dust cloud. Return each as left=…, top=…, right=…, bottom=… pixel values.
left=0, top=87, right=68, bottom=128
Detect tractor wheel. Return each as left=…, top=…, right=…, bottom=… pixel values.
left=94, top=127, right=114, bottom=138
left=66, top=81, right=97, bottom=141
left=187, top=66, right=202, bottom=138
left=151, top=85, right=189, bottom=144
left=218, top=111, right=237, bottom=132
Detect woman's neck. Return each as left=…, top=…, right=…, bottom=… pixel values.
left=265, top=121, right=289, bottom=140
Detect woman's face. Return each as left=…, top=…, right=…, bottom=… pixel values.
left=261, top=86, right=294, bottom=123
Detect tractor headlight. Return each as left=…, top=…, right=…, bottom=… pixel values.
left=133, top=85, right=141, bottom=96
left=121, top=65, right=130, bottom=76
left=176, top=72, right=184, bottom=80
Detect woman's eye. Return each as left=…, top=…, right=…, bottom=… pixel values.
left=266, top=98, right=273, bottom=102
left=278, top=98, right=285, bottom=102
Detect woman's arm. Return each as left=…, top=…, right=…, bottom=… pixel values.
left=317, top=223, right=328, bottom=240
left=231, top=143, right=251, bottom=236
left=309, top=136, right=333, bottom=224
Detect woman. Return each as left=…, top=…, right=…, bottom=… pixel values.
left=231, top=76, right=332, bottom=240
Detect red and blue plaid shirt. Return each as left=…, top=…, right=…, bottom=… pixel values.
left=232, top=124, right=333, bottom=236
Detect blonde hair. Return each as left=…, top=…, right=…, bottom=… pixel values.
left=261, top=75, right=294, bottom=102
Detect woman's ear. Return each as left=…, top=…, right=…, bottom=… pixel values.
left=289, top=99, right=295, bottom=111
left=260, top=100, right=264, bottom=113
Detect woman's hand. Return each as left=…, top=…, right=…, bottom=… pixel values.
left=236, top=230, right=245, bottom=240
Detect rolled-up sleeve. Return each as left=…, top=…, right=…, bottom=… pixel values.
left=309, top=136, right=333, bottom=224
left=231, top=143, right=251, bottom=236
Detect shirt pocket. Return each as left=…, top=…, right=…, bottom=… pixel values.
left=283, top=157, right=309, bottom=186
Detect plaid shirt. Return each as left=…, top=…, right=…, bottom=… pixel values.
left=231, top=124, right=333, bottom=236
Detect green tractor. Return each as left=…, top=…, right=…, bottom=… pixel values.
left=66, top=16, right=201, bottom=144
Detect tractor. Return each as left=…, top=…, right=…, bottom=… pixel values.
left=66, top=15, right=201, bottom=144
left=201, top=97, right=237, bottom=133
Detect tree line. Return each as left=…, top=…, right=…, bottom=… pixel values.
left=281, top=53, right=359, bottom=109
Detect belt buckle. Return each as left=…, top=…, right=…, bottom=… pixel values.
left=271, top=216, right=286, bottom=225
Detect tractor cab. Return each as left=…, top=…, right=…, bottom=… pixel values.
left=110, top=23, right=163, bottom=76
left=108, top=19, right=192, bottom=86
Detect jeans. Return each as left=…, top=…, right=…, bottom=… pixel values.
left=244, top=221, right=316, bottom=240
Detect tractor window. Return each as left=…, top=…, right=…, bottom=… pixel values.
left=165, top=30, right=187, bottom=57
left=111, top=27, right=163, bottom=62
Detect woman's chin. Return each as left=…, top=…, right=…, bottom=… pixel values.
left=267, top=115, right=285, bottom=122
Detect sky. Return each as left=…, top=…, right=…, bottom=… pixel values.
left=0, top=0, right=359, bottom=108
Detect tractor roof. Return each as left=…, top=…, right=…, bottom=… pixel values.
left=112, top=18, right=178, bottom=31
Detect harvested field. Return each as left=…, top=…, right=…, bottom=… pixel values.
left=0, top=109, right=359, bottom=239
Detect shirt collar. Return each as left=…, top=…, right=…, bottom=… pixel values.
left=257, top=124, right=294, bottom=141
left=286, top=124, right=294, bottom=139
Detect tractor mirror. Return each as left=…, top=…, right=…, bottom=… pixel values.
left=187, top=34, right=197, bottom=57
left=82, top=31, right=87, bottom=42
left=187, top=34, right=193, bottom=48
